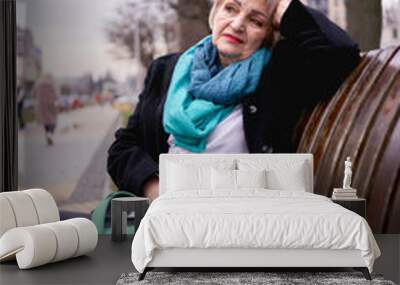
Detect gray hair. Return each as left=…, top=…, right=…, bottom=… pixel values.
left=208, top=0, right=225, bottom=30
left=208, top=0, right=278, bottom=48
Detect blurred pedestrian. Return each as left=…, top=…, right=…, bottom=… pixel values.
left=32, top=73, right=59, bottom=146
left=16, top=81, right=27, bottom=130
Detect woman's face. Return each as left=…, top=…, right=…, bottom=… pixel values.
left=212, top=0, right=270, bottom=66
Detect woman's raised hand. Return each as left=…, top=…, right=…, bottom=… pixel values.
left=143, top=176, right=160, bottom=202
left=272, top=0, right=292, bottom=30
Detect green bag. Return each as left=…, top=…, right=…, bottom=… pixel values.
left=91, top=191, right=136, bottom=235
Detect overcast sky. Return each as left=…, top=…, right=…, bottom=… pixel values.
left=17, top=0, right=136, bottom=82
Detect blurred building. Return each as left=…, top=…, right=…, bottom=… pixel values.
left=381, top=0, right=400, bottom=48
left=75, top=74, right=95, bottom=95
left=16, top=0, right=42, bottom=88
left=58, top=74, right=95, bottom=96
left=16, top=26, right=42, bottom=87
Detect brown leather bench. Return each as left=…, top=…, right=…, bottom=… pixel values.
left=298, top=46, right=400, bottom=234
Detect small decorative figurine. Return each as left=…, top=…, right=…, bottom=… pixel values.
left=343, top=156, right=353, bottom=189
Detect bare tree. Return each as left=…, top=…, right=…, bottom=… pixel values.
left=172, top=0, right=212, bottom=50
left=105, top=3, right=155, bottom=67
left=345, top=0, right=382, bottom=51
left=105, top=0, right=212, bottom=68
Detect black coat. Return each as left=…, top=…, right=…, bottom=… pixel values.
left=107, top=0, right=361, bottom=196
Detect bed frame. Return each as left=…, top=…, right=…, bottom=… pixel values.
left=138, top=154, right=372, bottom=281
left=140, top=248, right=371, bottom=280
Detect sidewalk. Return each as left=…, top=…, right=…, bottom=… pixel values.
left=18, top=104, right=121, bottom=214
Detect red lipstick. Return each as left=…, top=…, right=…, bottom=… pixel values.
left=223, top=34, right=243, bottom=44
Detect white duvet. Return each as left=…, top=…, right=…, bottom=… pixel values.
left=131, top=190, right=380, bottom=273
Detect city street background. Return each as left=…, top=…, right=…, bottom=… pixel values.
left=18, top=104, right=121, bottom=216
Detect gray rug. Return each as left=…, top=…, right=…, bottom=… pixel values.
left=116, top=271, right=396, bottom=285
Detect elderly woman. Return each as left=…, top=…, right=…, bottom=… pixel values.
left=108, top=0, right=360, bottom=201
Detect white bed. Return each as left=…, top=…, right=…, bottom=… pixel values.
left=131, top=154, right=380, bottom=281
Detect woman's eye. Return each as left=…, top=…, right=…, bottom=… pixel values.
left=250, top=18, right=263, bottom=27
left=225, top=5, right=236, bottom=13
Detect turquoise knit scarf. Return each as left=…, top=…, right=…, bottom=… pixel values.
left=163, top=35, right=271, bottom=153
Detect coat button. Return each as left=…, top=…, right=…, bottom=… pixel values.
left=249, top=105, right=257, bottom=114
left=261, top=145, right=273, bottom=153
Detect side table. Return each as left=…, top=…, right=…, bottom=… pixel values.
left=111, top=197, right=149, bottom=242
left=331, top=198, right=366, bottom=218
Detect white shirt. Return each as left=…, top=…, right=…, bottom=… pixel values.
left=168, top=104, right=249, bottom=154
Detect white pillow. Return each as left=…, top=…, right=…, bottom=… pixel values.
left=165, top=158, right=236, bottom=170
left=166, top=162, right=209, bottom=191
left=211, top=169, right=267, bottom=190
left=236, top=169, right=267, bottom=189
left=237, top=159, right=308, bottom=191
left=165, top=159, right=236, bottom=192
left=211, top=168, right=236, bottom=190
left=266, top=168, right=307, bottom=191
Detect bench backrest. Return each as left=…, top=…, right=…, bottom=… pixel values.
left=298, top=46, right=400, bottom=233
